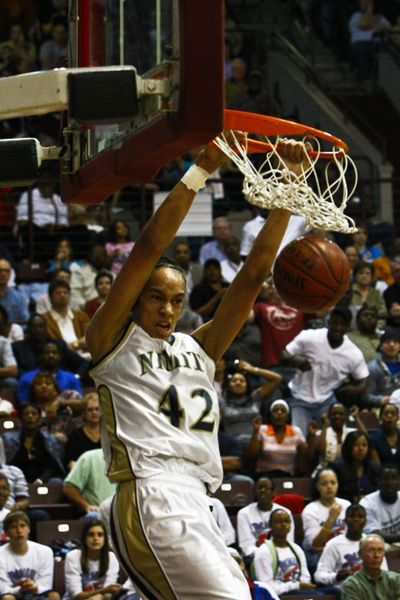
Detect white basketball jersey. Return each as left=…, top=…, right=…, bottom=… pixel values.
left=90, top=323, right=223, bottom=492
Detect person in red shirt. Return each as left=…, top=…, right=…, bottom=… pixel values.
left=249, top=278, right=305, bottom=368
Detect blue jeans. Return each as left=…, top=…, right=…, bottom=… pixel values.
left=289, top=394, right=337, bottom=436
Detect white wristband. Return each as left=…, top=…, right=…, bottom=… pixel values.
left=181, top=164, right=211, bottom=192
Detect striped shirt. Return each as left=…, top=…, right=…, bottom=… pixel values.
left=256, top=424, right=305, bottom=475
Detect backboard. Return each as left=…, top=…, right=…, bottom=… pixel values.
left=62, top=0, right=225, bottom=204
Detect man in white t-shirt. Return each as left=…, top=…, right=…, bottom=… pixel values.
left=314, top=503, right=388, bottom=589
left=237, top=477, right=295, bottom=559
left=240, top=211, right=306, bottom=260
left=360, top=466, right=400, bottom=545
left=0, top=511, right=59, bottom=600
left=279, top=307, right=369, bottom=434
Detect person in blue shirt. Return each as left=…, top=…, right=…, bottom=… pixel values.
left=16, top=341, right=82, bottom=405
left=0, top=259, right=29, bottom=324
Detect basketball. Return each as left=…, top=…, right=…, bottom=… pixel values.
left=273, top=235, right=351, bottom=313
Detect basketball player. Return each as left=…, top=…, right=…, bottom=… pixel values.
left=86, top=135, right=310, bottom=600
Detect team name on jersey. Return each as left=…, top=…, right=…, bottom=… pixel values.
left=139, top=349, right=205, bottom=376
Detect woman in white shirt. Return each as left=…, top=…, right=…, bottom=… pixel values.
left=302, top=468, right=350, bottom=574
left=64, top=519, right=121, bottom=600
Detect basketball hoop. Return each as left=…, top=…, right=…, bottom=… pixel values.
left=215, top=110, right=358, bottom=233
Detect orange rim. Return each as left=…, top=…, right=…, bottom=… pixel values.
left=223, top=109, right=349, bottom=159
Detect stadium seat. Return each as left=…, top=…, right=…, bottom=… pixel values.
left=357, top=410, right=380, bottom=431
left=271, top=478, right=313, bottom=500
left=36, top=519, right=85, bottom=548
left=28, top=482, right=75, bottom=518
left=0, top=415, right=19, bottom=434
left=273, top=493, right=305, bottom=515
left=213, top=480, right=254, bottom=510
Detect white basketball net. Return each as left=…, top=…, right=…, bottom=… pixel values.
left=214, top=131, right=358, bottom=233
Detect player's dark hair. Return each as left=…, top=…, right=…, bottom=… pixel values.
left=154, top=256, right=186, bottom=281
left=80, top=519, right=109, bottom=577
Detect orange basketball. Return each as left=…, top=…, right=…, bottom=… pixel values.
left=273, top=235, right=351, bottom=313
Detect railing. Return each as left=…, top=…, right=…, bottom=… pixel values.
left=3, top=171, right=397, bottom=267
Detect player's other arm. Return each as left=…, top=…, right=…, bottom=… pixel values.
left=194, top=140, right=311, bottom=362
left=86, top=142, right=228, bottom=363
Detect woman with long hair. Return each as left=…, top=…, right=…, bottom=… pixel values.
left=64, top=519, right=120, bottom=600
left=220, top=360, right=281, bottom=444
left=329, top=430, right=381, bottom=503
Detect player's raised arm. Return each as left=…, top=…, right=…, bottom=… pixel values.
left=194, top=139, right=311, bottom=362
left=86, top=142, right=229, bottom=363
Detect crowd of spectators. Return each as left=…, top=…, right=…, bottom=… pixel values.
left=2, top=1, right=400, bottom=599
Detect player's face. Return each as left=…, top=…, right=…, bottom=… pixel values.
left=136, top=268, right=186, bottom=340
left=316, top=470, right=338, bottom=501
left=85, top=526, right=105, bottom=551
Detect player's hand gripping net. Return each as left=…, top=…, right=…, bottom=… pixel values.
left=214, top=129, right=358, bottom=234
